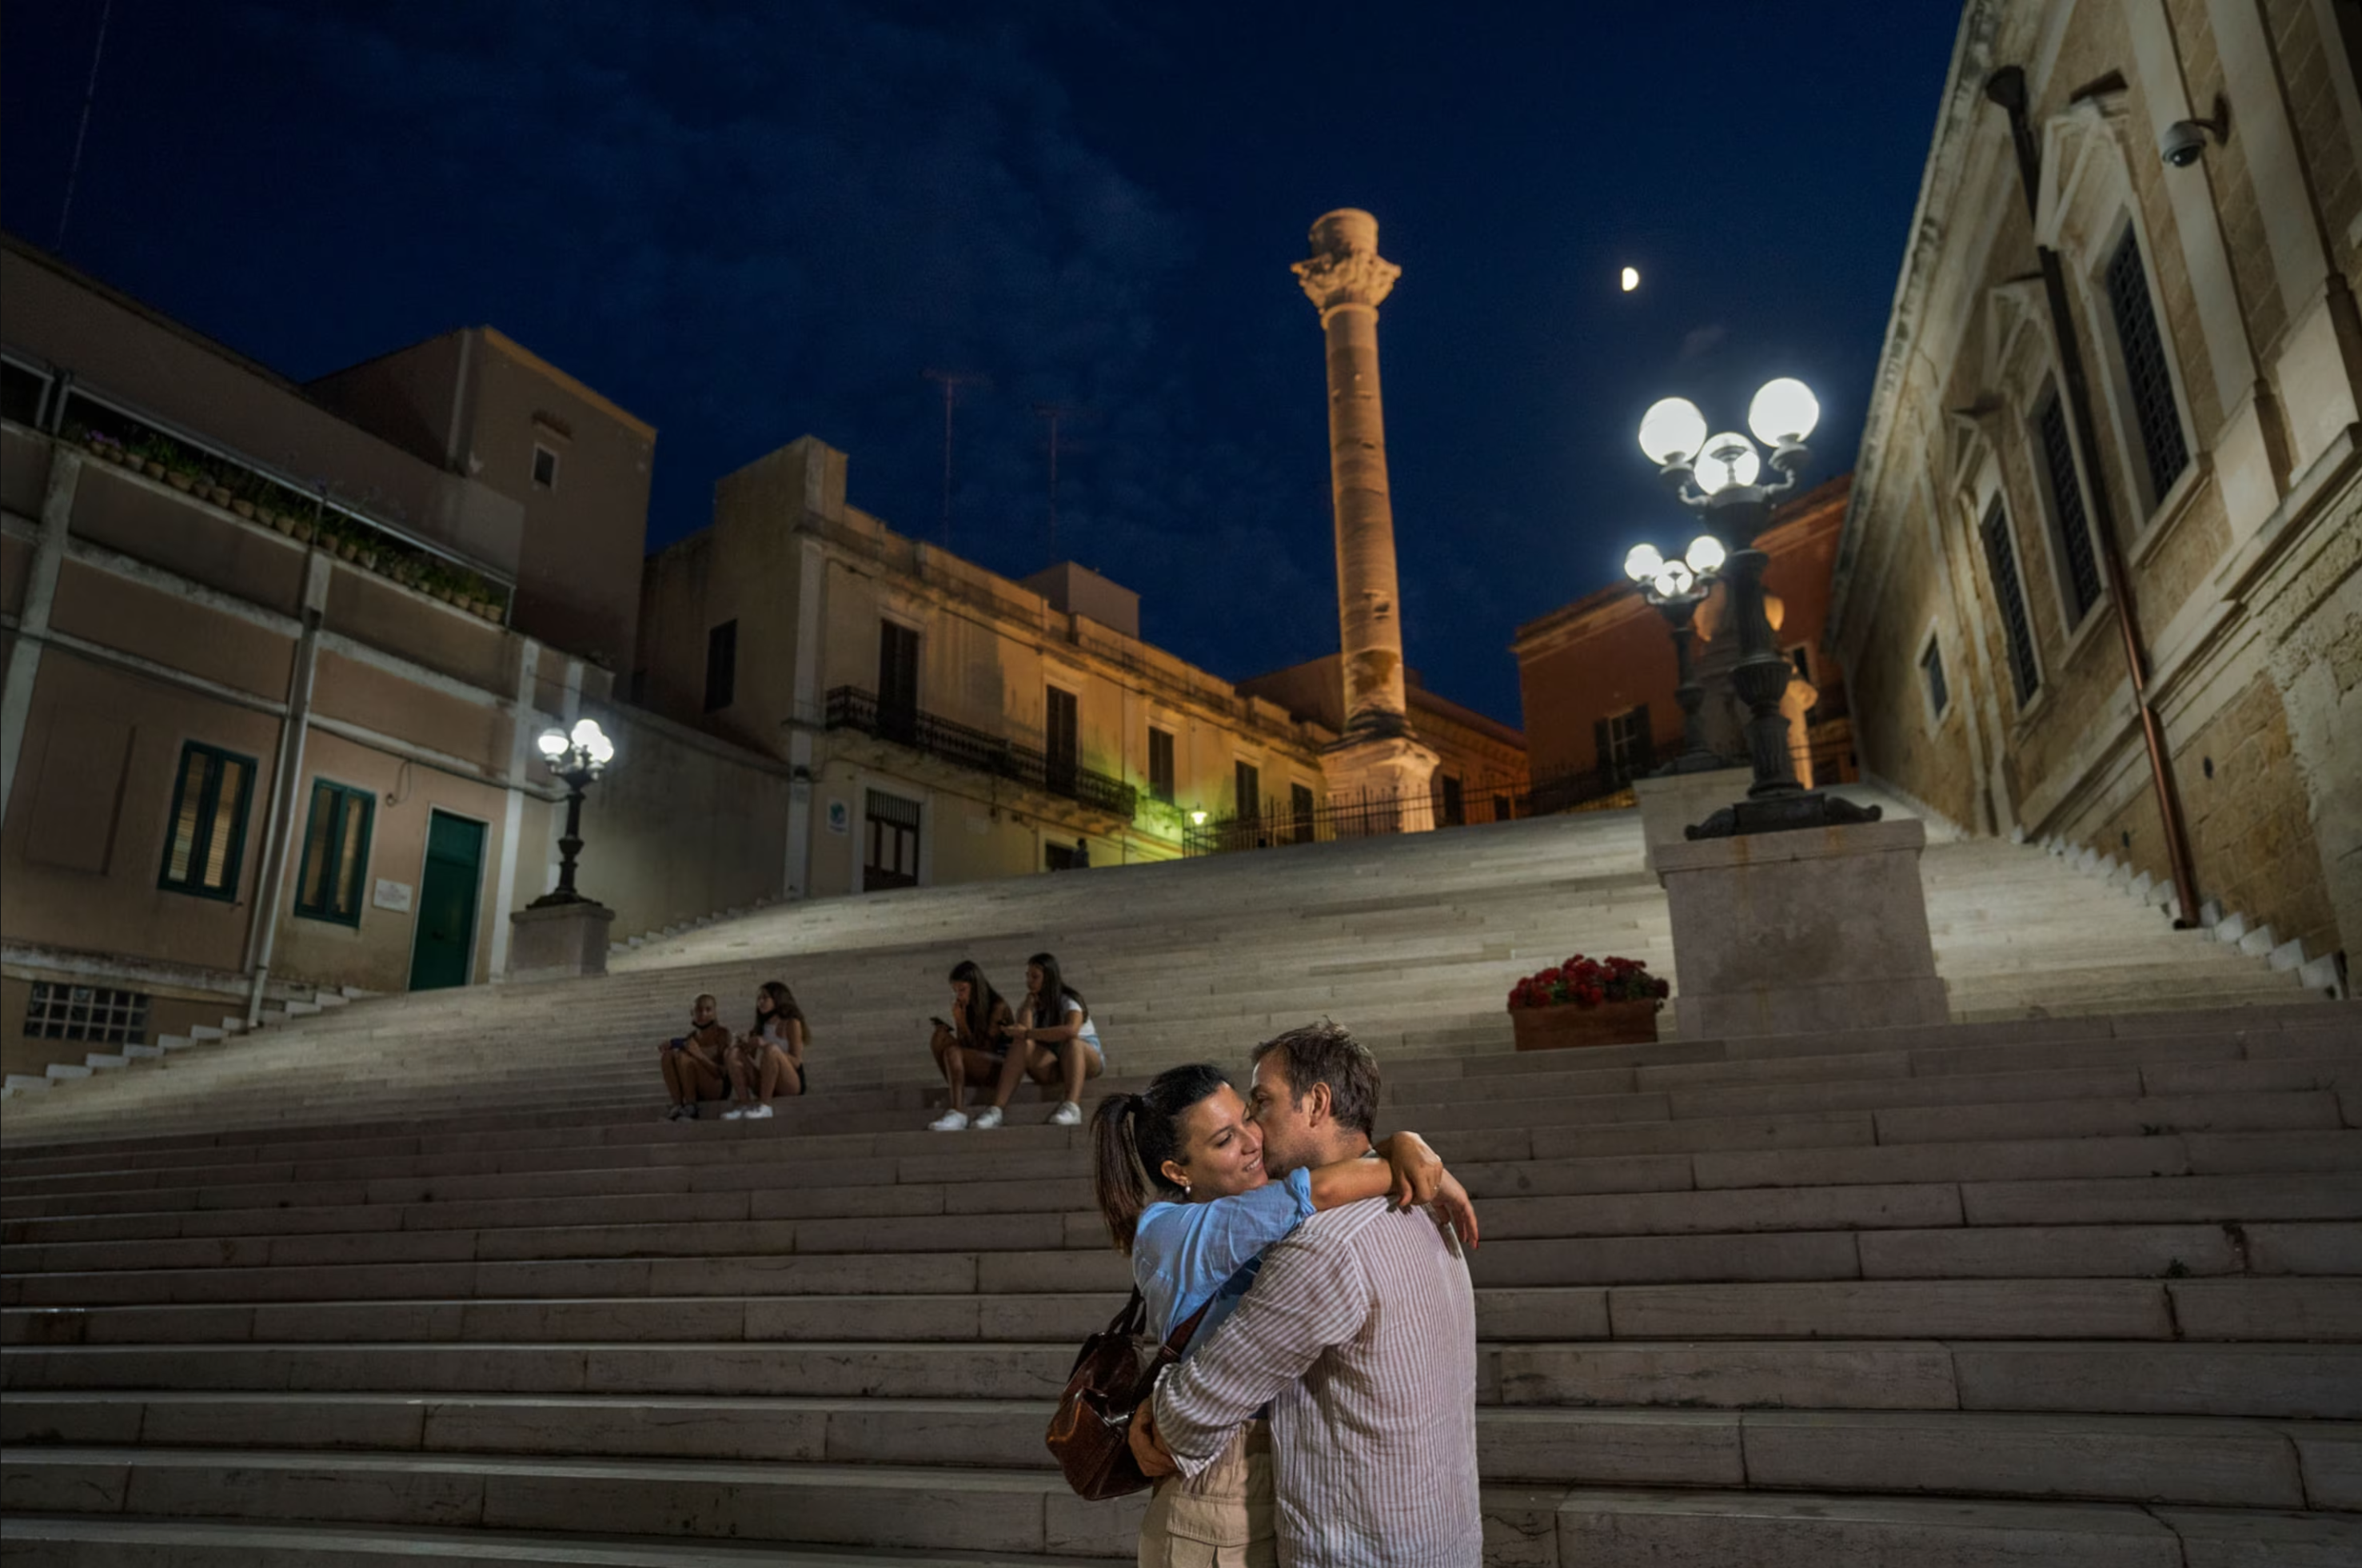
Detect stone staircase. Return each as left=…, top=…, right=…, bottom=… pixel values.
left=3, top=796, right=2355, bottom=1563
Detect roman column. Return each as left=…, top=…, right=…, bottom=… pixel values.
left=1294, top=209, right=1438, bottom=824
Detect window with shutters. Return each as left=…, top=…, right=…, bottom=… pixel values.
left=2033, top=390, right=2105, bottom=624
left=1920, top=633, right=1950, bottom=722
left=1045, top=686, right=1079, bottom=798
left=1234, top=760, right=1261, bottom=820
left=2104, top=230, right=2188, bottom=506
left=158, top=741, right=257, bottom=901
left=294, top=779, right=375, bottom=926
left=704, top=620, right=737, bottom=712
left=1147, top=727, right=1175, bottom=804
left=1290, top=782, right=1317, bottom=844
left=1979, top=497, right=2041, bottom=707
left=878, top=620, right=920, bottom=741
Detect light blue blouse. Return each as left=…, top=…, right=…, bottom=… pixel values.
left=1132, top=1166, right=1318, bottom=1350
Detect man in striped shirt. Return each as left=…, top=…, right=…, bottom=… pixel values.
left=1139, top=1022, right=1482, bottom=1566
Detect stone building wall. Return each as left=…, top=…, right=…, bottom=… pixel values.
left=1832, top=0, right=2362, bottom=987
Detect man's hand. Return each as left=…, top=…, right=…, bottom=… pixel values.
left=1128, top=1395, right=1176, bottom=1478
left=1430, top=1170, right=1479, bottom=1251
left=1378, top=1131, right=1445, bottom=1210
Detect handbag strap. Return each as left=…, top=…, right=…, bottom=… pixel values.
left=1161, top=1295, right=1215, bottom=1359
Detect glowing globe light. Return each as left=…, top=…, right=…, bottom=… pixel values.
left=1624, top=542, right=1665, bottom=582
left=1637, top=397, right=1708, bottom=465
left=1188, top=808, right=1209, bottom=827
left=1652, top=561, right=1697, bottom=598
left=537, top=728, right=569, bottom=759
left=1692, top=432, right=1762, bottom=495
left=1686, top=533, right=1727, bottom=574
left=1747, top=377, right=1820, bottom=446
left=1620, top=266, right=1640, bottom=293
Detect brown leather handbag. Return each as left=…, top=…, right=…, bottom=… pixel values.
left=1046, top=1287, right=1211, bottom=1501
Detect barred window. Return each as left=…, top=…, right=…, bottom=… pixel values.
left=23, top=983, right=148, bottom=1046
left=1979, top=498, right=2041, bottom=707
left=2105, top=231, right=2188, bottom=504
left=2035, top=393, right=2104, bottom=623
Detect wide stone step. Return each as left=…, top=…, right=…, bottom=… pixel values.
left=1542, top=1488, right=2362, bottom=1567
left=0, top=1514, right=1134, bottom=1566
left=5, top=1392, right=2348, bottom=1510
left=0, top=1446, right=1151, bottom=1558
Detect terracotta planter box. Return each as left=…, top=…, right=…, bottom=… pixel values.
left=1510, top=999, right=1661, bottom=1051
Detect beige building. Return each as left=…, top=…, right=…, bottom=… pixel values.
left=1833, top=0, right=2360, bottom=987
left=636, top=436, right=1340, bottom=892
left=0, top=237, right=786, bottom=1081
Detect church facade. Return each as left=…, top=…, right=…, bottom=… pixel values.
left=1833, top=0, right=2360, bottom=984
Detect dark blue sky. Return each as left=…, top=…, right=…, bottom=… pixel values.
left=2, top=2, right=1959, bottom=726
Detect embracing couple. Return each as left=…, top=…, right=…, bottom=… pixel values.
left=1088, top=1021, right=1482, bottom=1568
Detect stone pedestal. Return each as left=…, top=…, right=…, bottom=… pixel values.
left=1656, top=820, right=1949, bottom=1039
left=1322, top=732, right=1441, bottom=832
left=506, top=900, right=616, bottom=983
left=1634, top=765, right=1755, bottom=872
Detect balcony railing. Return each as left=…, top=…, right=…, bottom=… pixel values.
left=1183, top=768, right=1630, bottom=856
left=824, top=685, right=1138, bottom=819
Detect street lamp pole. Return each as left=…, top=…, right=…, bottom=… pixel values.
left=1623, top=538, right=1731, bottom=776
left=1635, top=382, right=1880, bottom=839
left=529, top=718, right=614, bottom=909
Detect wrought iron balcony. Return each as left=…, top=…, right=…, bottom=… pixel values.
left=824, top=686, right=1138, bottom=820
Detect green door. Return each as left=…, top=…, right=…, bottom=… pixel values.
left=408, top=812, right=485, bottom=991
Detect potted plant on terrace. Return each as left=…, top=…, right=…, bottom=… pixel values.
left=1506, top=954, right=1669, bottom=1051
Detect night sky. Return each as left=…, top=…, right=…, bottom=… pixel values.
left=2, top=2, right=1959, bottom=727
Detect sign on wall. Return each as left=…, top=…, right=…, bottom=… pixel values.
left=372, top=878, right=414, bottom=913
left=825, top=800, right=849, bottom=836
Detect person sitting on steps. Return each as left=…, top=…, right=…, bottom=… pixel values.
left=989, top=950, right=1104, bottom=1127
left=659, top=993, right=733, bottom=1120
left=725, top=979, right=808, bottom=1122
left=927, top=959, right=1017, bottom=1131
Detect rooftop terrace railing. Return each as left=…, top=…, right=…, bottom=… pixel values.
left=1183, top=767, right=1630, bottom=856
left=824, top=685, right=1139, bottom=820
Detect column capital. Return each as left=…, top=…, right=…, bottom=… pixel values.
left=1294, top=209, right=1399, bottom=313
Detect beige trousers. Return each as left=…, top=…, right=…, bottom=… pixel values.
left=1137, top=1419, right=1275, bottom=1568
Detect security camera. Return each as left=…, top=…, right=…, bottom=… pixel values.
left=2161, top=101, right=2228, bottom=169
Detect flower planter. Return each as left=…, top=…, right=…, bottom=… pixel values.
left=1510, top=999, right=1661, bottom=1051
left=207, top=485, right=233, bottom=505
left=231, top=500, right=255, bottom=520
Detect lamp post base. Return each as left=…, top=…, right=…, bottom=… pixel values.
left=506, top=900, right=615, bottom=983
left=1687, top=788, right=1883, bottom=840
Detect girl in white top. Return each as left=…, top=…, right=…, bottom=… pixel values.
left=1002, top=950, right=1103, bottom=1127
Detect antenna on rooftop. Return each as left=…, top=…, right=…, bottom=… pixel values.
left=55, top=0, right=114, bottom=253
left=1031, top=402, right=1087, bottom=561
left=922, top=369, right=987, bottom=550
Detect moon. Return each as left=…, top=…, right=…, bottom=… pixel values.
left=1620, top=266, right=1640, bottom=293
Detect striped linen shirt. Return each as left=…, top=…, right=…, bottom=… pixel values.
left=1151, top=1195, right=1481, bottom=1567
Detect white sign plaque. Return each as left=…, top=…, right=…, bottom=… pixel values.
left=372, top=878, right=414, bottom=912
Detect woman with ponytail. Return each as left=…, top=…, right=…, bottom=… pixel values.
left=1088, top=1063, right=1478, bottom=1566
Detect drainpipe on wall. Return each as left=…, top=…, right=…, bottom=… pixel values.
left=1984, top=66, right=2204, bottom=929
left=242, top=545, right=330, bottom=1026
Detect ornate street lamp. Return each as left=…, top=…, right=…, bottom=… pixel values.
left=1637, top=381, right=1877, bottom=838
left=531, top=717, right=616, bottom=907
left=1622, top=534, right=1732, bottom=776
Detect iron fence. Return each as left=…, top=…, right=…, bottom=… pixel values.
left=1182, top=768, right=1633, bottom=856
left=824, top=686, right=1138, bottom=819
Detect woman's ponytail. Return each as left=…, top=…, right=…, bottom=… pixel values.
left=1091, top=1094, right=1150, bottom=1254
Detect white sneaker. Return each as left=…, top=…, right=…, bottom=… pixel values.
left=723, top=1105, right=748, bottom=1121
left=928, top=1108, right=970, bottom=1132
left=1049, top=1100, right=1083, bottom=1127
left=744, top=1103, right=774, bottom=1120
left=972, top=1105, right=1004, bottom=1130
